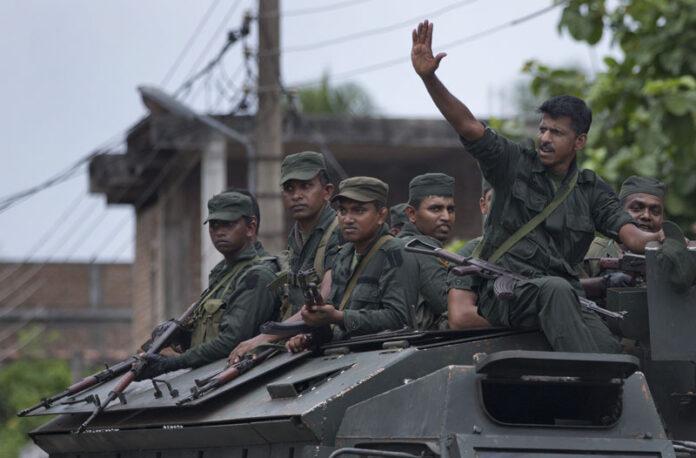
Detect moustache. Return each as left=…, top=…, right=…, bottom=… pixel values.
left=540, top=142, right=555, bottom=152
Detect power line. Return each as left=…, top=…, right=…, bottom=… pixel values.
left=261, top=1, right=565, bottom=93
left=160, top=0, right=223, bottom=89
left=175, top=0, right=247, bottom=98
left=260, top=0, right=372, bottom=18
left=272, top=0, right=479, bottom=55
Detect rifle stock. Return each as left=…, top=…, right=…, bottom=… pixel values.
left=74, top=292, right=208, bottom=433
left=404, top=238, right=626, bottom=320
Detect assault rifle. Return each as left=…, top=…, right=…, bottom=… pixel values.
left=176, top=347, right=278, bottom=405
left=580, top=253, right=646, bottom=299
left=404, top=238, right=626, bottom=320
left=259, top=268, right=331, bottom=341
left=74, top=291, right=208, bottom=434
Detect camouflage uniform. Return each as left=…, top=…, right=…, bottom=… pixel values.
left=462, top=127, right=633, bottom=353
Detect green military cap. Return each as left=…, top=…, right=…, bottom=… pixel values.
left=332, top=176, right=389, bottom=205
left=408, top=173, right=454, bottom=201
left=481, top=177, right=492, bottom=197
left=618, top=176, right=665, bottom=202
left=389, top=203, right=408, bottom=228
left=280, top=151, right=326, bottom=185
left=204, top=191, right=253, bottom=223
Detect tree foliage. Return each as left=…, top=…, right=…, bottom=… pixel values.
left=524, top=0, right=696, bottom=233
left=0, top=359, right=71, bottom=457
left=294, top=72, right=376, bottom=116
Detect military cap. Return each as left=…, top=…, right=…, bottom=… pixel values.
left=481, top=177, right=492, bottom=197
left=280, top=151, right=326, bottom=185
left=408, top=173, right=454, bottom=201
left=204, top=191, right=253, bottom=223
left=389, top=203, right=408, bottom=228
left=332, top=176, right=389, bottom=205
left=618, top=176, right=665, bottom=202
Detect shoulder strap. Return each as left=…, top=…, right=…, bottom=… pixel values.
left=201, top=255, right=259, bottom=303
left=313, top=216, right=339, bottom=276
left=337, top=235, right=392, bottom=311
left=473, top=169, right=579, bottom=263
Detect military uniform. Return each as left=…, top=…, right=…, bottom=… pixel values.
left=327, top=176, right=417, bottom=340
left=447, top=236, right=482, bottom=293
left=283, top=203, right=343, bottom=316
left=276, top=151, right=344, bottom=318
left=328, top=224, right=414, bottom=339
left=462, top=127, right=633, bottom=353
left=178, top=243, right=279, bottom=367
left=395, top=173, right=454, bottom=330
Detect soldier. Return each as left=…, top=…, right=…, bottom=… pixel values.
left=584, top=176, right=665, bottom=275
left=135, top=191, right=280, bottom=379
left=227, top=151, right=342, bottom=361
left=397, top=173, right=453, bottom=329
left=286, top=177, right=415, bottom=352
left=389, top=203, right=408, bottom=235
left=412, top=20, right=661, bottom=352
left=447, top=178, right=492, bottom=329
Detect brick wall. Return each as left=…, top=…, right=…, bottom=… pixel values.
left=0, top=262, right=133, bottom=364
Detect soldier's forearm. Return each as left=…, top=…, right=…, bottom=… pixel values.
left=420, top=73, right=485, bottom=142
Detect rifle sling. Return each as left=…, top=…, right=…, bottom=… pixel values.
left=473, top=169, right=579, bottom=263
left=337, top=235, right=392, bottom=311
left=199, top=255, right=259, bottom=305
left=313, top=215, right=339, bottom=277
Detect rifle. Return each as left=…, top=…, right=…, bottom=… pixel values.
left=176, top=347, right=278, bottom=405
left=404, top=238, right=626, bottom=320
left=583, top=253, right=646, bottom=276
left=259, top=268, right=331, bottom=341
left=74, top=291, right=207, bottom=434
left=18, top=357, right=135, bottom=417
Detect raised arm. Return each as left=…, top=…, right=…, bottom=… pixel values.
left=619, top=223, right=664, bottom=253
left=411, top=20, right=484, bottom=141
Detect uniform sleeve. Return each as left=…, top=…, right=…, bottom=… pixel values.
left=177, top=267, right=279, bottom=367
left=322, top=228, right=343, bottom=273
left=589, top=177, right=636, bottom=241
left=341, top=248, right=412, bottom=335
left=448, top=238, right=481, bottom=291
left=415, top=252, right=448, bottom=315
left=460, top=127, right=522, bottom=190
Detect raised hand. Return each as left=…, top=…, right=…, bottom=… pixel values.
left=411, top=20, right=447, bottom=78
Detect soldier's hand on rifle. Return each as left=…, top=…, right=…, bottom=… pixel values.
left=228, top=334, right=273, bottom=364
left=133, top=354, right=183, bottom=381
left=301, top=303, right=343, bottom=327
left=411, top=20, right=446, bottom=79
left=285, top=334, right=311, bottom=353
left=605, top=272, right=634, bottom=288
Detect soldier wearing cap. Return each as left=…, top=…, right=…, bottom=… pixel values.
left=389, top=203, right=408, bottom=235
left=585, top=176, right=665, bottom=272
left=227, top=151, right=343, bottom=362
left=135, top=191, right=280, bottom=379
left=447, top=177, right=493, bottom=329
left=397, top=173, right=454, bottom=329
left=286, top=177, right=416, bottom=352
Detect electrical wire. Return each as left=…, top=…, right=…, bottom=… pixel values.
left=160, top=0, right=223, bottom=89
left=260, top=0, right=372, bottom=18
left=175, top=0, right=246, bottom=98
left=269, top=0, right=479, bottom=55
left=256, top=1, right=565, bottom=94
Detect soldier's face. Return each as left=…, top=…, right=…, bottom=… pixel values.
left=623, top=193, right=664, bottom=233
left=337, top=199, right=387, bottom=248
left=479, top=189, right=493, bottom=216
left=281, top=176, right=333, bottom=226
left=537, top=114, right=586, bottom=175
left=208, top=218, right=255, bottom=258
left=406, top=195, right=455, bottom=243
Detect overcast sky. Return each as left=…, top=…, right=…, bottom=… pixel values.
left=0, top=0, right=615, bottom=262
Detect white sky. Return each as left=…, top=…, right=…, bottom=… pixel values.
left=0, top=0, right=616, bottom=262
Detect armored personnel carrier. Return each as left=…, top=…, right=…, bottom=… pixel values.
left=23, top=243, right=696, bottom=457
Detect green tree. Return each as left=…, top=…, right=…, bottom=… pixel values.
left=524, top=0, right=696, bottom=234
left=294, top=72, right=377, bottom=116
left=0, top=359, right=71, bottom=457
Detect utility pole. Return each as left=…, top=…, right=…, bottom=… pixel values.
left=255, top=0, right=284, bottom=253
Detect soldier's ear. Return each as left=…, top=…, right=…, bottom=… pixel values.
left=405, top=205, right=417, bottom=224
left=323, top=182, right=334, bottom=201
left=245, top=216, right=258, bottom=237
left=377, top=206, right=388, bottom=225
left=574, top=133, right=587, bottom=151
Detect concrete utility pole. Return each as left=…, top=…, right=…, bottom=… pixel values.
left=255, top=0, right=285, bottom=253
